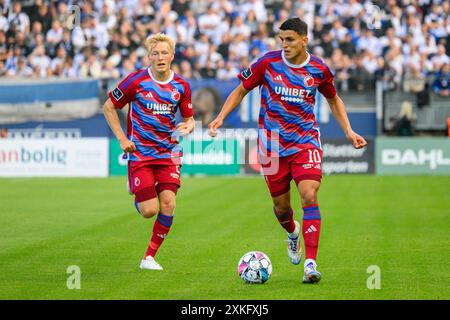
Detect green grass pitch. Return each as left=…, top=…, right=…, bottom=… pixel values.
left=0, top=175, right=449, bottom=300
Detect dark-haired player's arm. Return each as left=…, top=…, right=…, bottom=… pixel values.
left=103, top=98, right=136, bottom=153
left=208, top=84, right=249, bottom=137
left=326, top=95, right=368, bottom=149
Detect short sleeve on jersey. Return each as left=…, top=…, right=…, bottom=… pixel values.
left=179, top=82, right=194, bottom=118
left=317, top=66, right=337, bottom=99
left=108, top=72, right=136, bottom=109
left=238, top=57, right=266, bottom=91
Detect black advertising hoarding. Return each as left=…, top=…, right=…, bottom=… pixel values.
left=321, top=138, right=375, bottom=174
left=243, top=137, right=374, bottom=175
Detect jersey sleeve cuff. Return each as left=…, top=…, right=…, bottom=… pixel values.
left=323, top=91, right=337, bottom=99
left=108, top=91, right=126, bottom=109
left=181, top=110, right=194, bottom=118
left=238, top=76, right=253, bottom=91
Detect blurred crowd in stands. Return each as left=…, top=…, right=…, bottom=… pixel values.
left=0, top=0, right=449, bottom=96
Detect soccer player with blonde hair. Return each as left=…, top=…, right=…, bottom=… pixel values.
left=103, top=33, right=195, bottom=270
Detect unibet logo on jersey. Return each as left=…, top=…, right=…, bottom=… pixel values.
left=274, top=86, right=312, bottom=102
left=145, top=103, right=176, bottom=114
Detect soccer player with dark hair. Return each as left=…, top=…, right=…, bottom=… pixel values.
left=209, top=18, right=367, bottom=283
left=103, top=33, right=195, bottom=270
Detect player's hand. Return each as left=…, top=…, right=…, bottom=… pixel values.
left=119, top=138, right=137, bottom=153
left=208, top=117, right=223, bottom=137
left=346, top=130, right=367, bottom=149
left=177, top=121, right=194, bottom=136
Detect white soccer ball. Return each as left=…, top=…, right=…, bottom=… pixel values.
left=237, top=251, right=272, bottom=284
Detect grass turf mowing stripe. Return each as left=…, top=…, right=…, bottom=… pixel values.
left=0, top=176, right=448, bottom=299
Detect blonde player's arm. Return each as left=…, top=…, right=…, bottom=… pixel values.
left=177, top=116, right=195, bottom=136
left=102, top=98, right=136, bottom=153
left=208, top=83, right=249, bottom=137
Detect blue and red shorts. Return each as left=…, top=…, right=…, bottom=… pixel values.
left=128, top=160, right=181, bottom=202
left=261, top=148, right=323, bottom=197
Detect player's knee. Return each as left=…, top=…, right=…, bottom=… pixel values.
left=140, top=206, right=158, bottom=219
left=300, top=188, right=318, bottom=206
left=273, top=199, right=291, bottom=213
left=159, top=198, right=176, bottom=215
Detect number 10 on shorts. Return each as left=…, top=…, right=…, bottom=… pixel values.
left=308, top=149, right=321, bottom=163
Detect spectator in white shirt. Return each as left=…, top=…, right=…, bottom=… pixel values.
left=424, top=3, right=446, bottom=25
left=419, top=51, right=434, bottom=75
left=403, top=45, right=421, bottom=73
left=293, top=0, right=315, bottom=28
left=5, top=46, right=21, bottom=73
left=72, top=18, right=92, bottom=52
left=211, top=0, right=233, bottom=19
left=29, top=45, right=51, bottom=78
left=390, top=6, right=403, bottom=37
left=197, top=44, right=219, bottom=69
left=428, top=18, right=448, bottom=42
left=7, top=57, right=33, bottom=77
left=431, top=45, right=450, bottom=70
left=193, top=33, right=210, bottom=67
left=98, top=2, right=117, bottom=31
left=331, top=19, right=349, bottom=43
left=217, top=59, right=239, bottom=80
left=342, top=0, right=363, bottom=18
left=162, top=11, right=178, bottom=41
left=419, top=33, right=438, bottom=56
left=46, top=20, right=64, bottom=45
left=357, top=29, right=382, bottom=57
left=184, top=11, right=198, bottom=45
left=89, top=16, right=109, bottom=50
left=8, top=1, right=30, bottom=34
left=51, top=45, right=67, bottom=72
left=380, top=27, right=402, bottom=52
left=100, top=59, right=120, bottom=79
left=385, top=45, right=404, bottom=86
left=229, top=34, right=249, bottom=59
left=198, top=5, right=221, bottom=40
left=362, top=51, right=378, bottom=74
left=241, top=0, right=267, bottom=22
left=229, top=15, right=251, bottom=39
left=211, top=16, right=230, bottom=46
left=79, top=53, right=102, bottom=78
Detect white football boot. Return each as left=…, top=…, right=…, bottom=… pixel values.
left=140, top=256, right=163, bottom=271
left=287, top=220, right=302, bottom=265
left=303, top=259, right=321, bottom=283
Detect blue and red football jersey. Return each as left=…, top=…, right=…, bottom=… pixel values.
left=238, top=50, right=336, bottom=157
left=108, top=68, right=193, bottom=162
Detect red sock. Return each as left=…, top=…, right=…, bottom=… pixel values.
left=273, top=207, right=296, bottom=233
left=145, top=213, right=173, bottom=259
left=302, top=205, right=321, bottom=260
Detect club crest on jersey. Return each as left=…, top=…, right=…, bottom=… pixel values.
left=112, top=87, right=124, bottom=101
left=304, top=75, right=315, bottom=87
left=172, top=90, right=180, bottom=101
left=241, top=67, right=252, bottom=80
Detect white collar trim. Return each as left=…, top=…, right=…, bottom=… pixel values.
left=148, top=68, right=174, bottom=84
left=282, top=51, right=310, bottom=69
